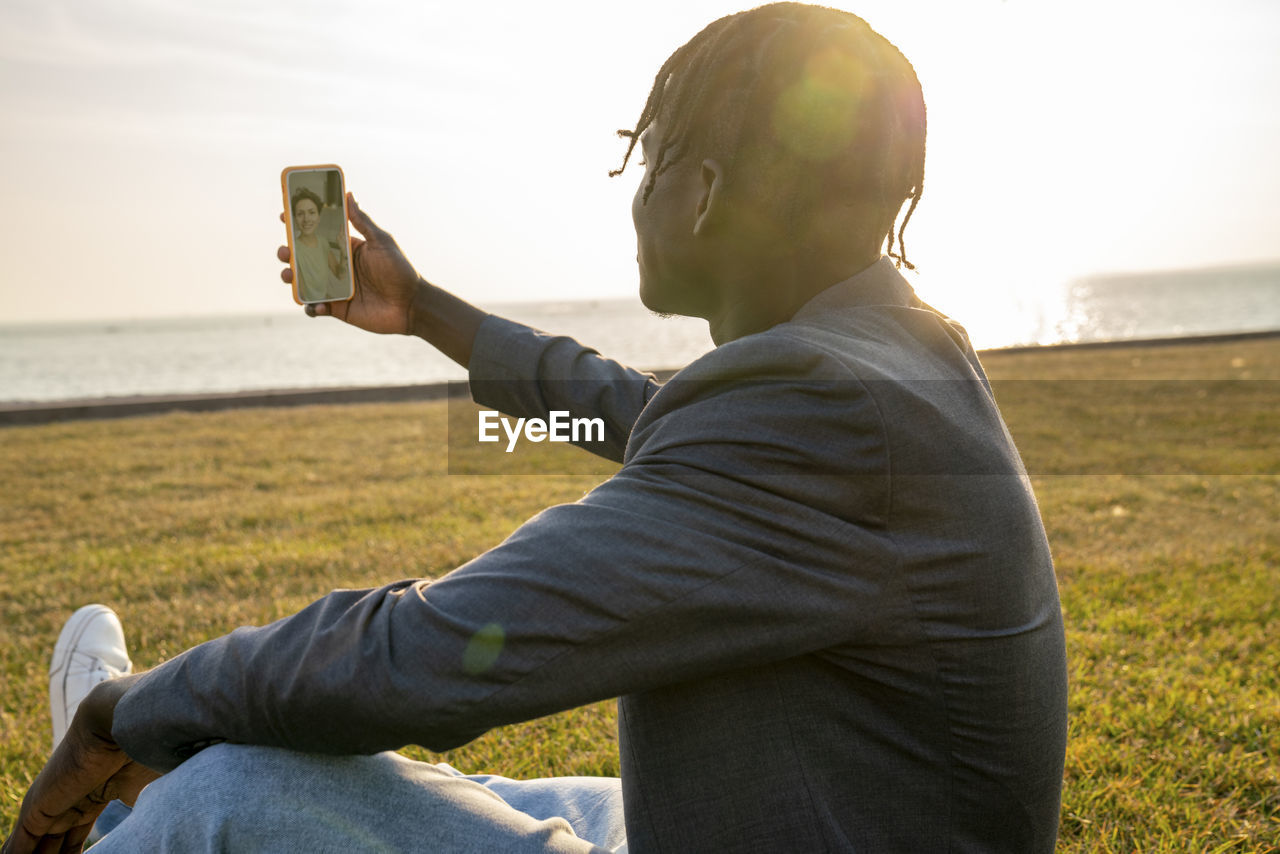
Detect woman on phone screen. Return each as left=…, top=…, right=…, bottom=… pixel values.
left=291, top=187, right=347, bottom=302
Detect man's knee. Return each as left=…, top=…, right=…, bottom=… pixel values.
left=108, top=744, right=377, bottom=850
left=104, top=745, right=607, bottom=853
left=142, top=742, right=325, bottom=803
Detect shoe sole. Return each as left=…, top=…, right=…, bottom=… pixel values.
left=49, top=604, right=117, bottom=748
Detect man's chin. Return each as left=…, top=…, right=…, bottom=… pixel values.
left=638, top=281, right=676, bottom=317
left=639, top=275, right=709, bottom=321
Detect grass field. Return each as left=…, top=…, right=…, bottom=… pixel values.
left=2, top=337, right=1277, bottom=851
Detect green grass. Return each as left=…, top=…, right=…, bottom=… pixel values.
left=2, top=337, right=1277, bottom=851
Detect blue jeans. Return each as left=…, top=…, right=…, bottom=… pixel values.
left=89, top=744, right=626, bottom=852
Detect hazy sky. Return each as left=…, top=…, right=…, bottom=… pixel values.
left=2, top=0, right=1278, bottom=324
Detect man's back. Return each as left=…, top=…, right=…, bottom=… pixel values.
left=610, top=261, right=1067, bottom=851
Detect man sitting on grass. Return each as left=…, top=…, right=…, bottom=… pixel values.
left=5, top=3, right=1068, bottom=852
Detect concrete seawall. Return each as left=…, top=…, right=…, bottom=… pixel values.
left=3, top=329, right=1276, bottom=427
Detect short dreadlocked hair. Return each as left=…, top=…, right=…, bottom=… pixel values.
left=611, top=2, right=926, bottom=269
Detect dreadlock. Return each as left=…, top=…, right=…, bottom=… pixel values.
left=611, top=2, right=926, bottom=270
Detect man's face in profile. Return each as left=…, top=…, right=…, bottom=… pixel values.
left=631, top=125, right=713, bottom=320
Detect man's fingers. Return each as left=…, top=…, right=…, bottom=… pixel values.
left=44, top=821, right=93, bottom=853
left=63, top=822, right=93, bottom=852
left=346, top=193, right=386, bottom=242
left=0, top=824, right=33, bottom=854
left=106, top=763, right=161, bottom=806
left=278, top=244, right=294, bottom=286
left=5, top=813, right=94, bottom=854
left=0, top=823, right=27, bottom=853
left=3, top=763, right=112, bottom=853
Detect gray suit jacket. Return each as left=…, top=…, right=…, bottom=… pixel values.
left=115, top=257, right=1068, bottom=852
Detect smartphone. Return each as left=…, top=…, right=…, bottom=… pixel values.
left=281, top=164, right=356, bottom=305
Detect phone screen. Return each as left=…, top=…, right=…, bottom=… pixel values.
left=282, top=165, right=356, bottom=305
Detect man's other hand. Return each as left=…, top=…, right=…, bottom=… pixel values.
left=2, top=674, right=159, bottom=854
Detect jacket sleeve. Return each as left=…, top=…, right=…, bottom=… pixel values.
left=112, top=336, right=907, bottom=773
left=467, top=315, right=664, bottom=462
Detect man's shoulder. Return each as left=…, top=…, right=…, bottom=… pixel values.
left=627, top=321, right=888, bottom=461
left=674, top=302, right=976, bottom=388
left=673, top=323, right=858, bottom=385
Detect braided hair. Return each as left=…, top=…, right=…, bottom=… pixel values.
left=611, top=2, right=926, bottom=269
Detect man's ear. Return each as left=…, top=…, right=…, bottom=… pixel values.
left=692, top=158, right=724, bottom=237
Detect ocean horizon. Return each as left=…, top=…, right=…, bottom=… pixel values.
left=3, top=261, right=1278, bottom=405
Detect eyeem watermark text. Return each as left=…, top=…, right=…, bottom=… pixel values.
left=478, top=410, right=605, bottom=453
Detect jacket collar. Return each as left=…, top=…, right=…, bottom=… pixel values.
left=791, top=256, right=918, bottom=321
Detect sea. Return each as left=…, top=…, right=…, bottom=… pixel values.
left=2, top=262, right=1278, bottom=404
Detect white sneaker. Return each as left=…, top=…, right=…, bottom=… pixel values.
left=49, top=604, right=133, bottom=749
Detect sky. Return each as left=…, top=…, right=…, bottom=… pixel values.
left=2, top=0, right=1278, bottom=325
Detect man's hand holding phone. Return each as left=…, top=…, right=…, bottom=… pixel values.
left=278, top=166, right=486, bottom=368
left=279, top=194, right=422, bottom=336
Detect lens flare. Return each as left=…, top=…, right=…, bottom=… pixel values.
left=771, top=47, right=870, bottom=161
left=462, top=622, right=505, bottom=675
